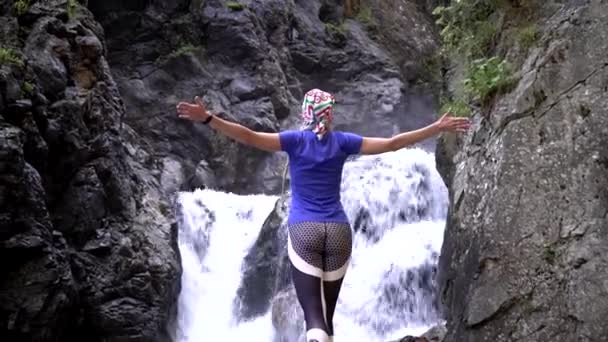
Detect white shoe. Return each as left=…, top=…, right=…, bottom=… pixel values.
left=307, top=328, right=329, bottom=342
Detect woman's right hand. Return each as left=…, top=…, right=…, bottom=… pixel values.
left=176, top=96, right=211, bottom=122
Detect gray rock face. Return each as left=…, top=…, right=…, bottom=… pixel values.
left=0, top=125, right=77, bottom=342
left=229, top=191, right=305, bottom=341
left=234, top=194, right=290, bottom=321
left=271, top=285, right=306, bottom=342
left=0, top=2, right=180, bottom=341
left=389, top=322, right=446, bottom=342
left=92, top=0, right=440, bottom=195
left=421, top=323, right=447, bottom=342
left=437, top=2, right=608, bottom=342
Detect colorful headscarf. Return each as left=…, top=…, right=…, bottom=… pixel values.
left=300, top=89, right=335, bottom=140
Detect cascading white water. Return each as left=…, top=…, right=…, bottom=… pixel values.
left=337, top=148, right=448, bottom=340
left=176, top=191, right=279, bottom=341
left=176, top=147, right=448, bottom=342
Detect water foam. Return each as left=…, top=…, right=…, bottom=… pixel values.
left=177, top=148, right=447, bottom=341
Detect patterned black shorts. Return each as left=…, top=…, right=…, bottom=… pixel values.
left=287, top=221, right=353, bottom=280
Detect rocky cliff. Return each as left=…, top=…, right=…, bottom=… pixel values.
left=436, top=1, right=608, bottom=341
left=1, top=1, right=180, bottom=340
left=89, top=0, right=441, bottom=194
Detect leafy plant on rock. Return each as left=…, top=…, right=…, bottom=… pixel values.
left=155, top=44, right=203, bottom=65
left=356, top=5, right=374, bottom=26
left=67, top=0, right=78, bottom=19
left=440, top=97, right=471, bottom=117
left=0, top=48, right=24, bottom=67
left=432, top=0, right=505, bottom=59
left=226, top=2, right=245, bottom=11
left=463, top=56, right=516, bottom=104
left=22, top=81, right=34, bottom=97
left=518, top=24, right=540, bottom=50
left=12, top=0, right=31, bottom=17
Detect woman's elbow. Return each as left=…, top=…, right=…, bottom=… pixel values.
left=387, top=138, right=399, bottom=152
left=387, top=137, right=411, bottom=152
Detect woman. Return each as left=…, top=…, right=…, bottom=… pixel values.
left=176, top=89, right=470, bottom=342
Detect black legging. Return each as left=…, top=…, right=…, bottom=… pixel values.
left=291, top=265, right=344, bottom=336
left=287, top=221, right=353, bottom=341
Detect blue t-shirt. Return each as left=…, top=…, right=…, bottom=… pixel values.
left=279, top=130, right=363, bottom=224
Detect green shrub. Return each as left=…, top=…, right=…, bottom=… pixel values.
left=324, top=22, right=347, bottom=36
left=0, top=48, right=24, bottom=67
left=356, top=5, right=374, bottom=26
left=12, top=0, right=31, bottom=16
left=464, top=20, right=497, bottom=57
left=543, top=245, right=556, bottom=264
left=155, top=44, right=203, bottom=65
left=440, top=97, right=471, bottom=117
left=432, top=0, right=504, bottom=58
left=432, top=1, right=525, bottom=112
left=226, top=2, right=245, bottom=11
left=169, top=44, right=200, bottom=58
left=463, top=56, right=516, bottom=103
left=21, top=82, right=34, bottom=96
left=67, top=0, right=78, bottom=19
left=518, top=24, right=540, bottom=50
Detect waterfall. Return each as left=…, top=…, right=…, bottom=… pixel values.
left=176, top=147, right=448, bottom=341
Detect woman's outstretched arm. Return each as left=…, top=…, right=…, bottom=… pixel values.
left=176, top=97, right=282, bottom=152
left=360, top=113, right=471, bottom=155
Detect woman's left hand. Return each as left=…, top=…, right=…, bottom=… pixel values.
left=176, top=96, right=210, bottom=122
left=435, top=112, right=471, bottom=133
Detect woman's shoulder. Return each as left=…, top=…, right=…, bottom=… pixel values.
left=332, top=130, right=363, bottom=154
left=332, top=130, right=362, bottom=140
left=280, top=129, right=305, bottom=138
